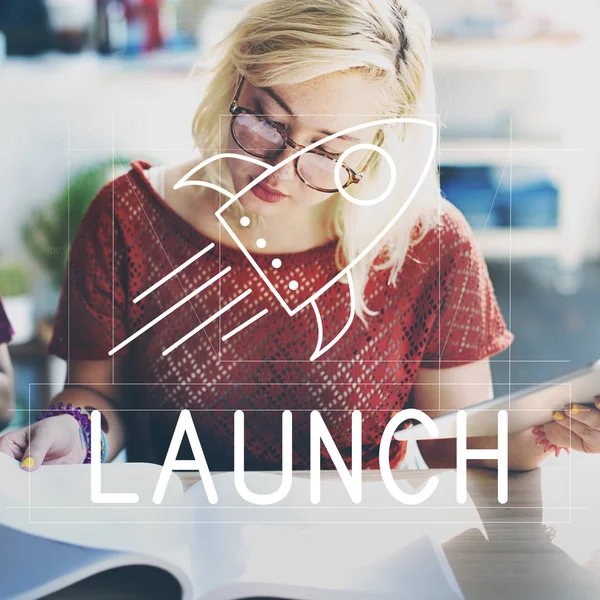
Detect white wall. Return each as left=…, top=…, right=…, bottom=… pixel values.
left=1, top=24, right=599, bottom=295
left=0, top=53, right=209, bottom=313
left=0, top=53, right=208, bottom=259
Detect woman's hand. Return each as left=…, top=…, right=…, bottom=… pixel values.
left=532, top=397, right=600, bottom=456
left=0, top=415, right=88, bottom=470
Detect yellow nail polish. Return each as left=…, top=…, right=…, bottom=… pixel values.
left=553, top=411, right=564, bottom=421
left=21, top=457, right=35, bottom=470
left=569, top=404, right=579, bottom=415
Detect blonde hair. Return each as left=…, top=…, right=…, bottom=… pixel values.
left=192, top=0, right=441, bottom=324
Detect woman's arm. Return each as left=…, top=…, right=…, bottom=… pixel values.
left=52, top=358, right=127, bottom=462
left=412, top=359, right=550, bottom=471
left=0, top=343, right=14, bottom=428
left=0, top=358, right=127, bottom=468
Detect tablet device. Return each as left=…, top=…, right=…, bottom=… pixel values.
left=394, top=359, right=600, bottom=441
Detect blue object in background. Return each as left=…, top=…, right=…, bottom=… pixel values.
left=498, top=181, right=559, bottom=228
left=10, top=363, right=41, bottom=430
left=0, top=0, right=53, bottom=55
left=440, top=166, right=501, bottom=229
left=491, top=166, right=559, bottom=229
left=441, top=165, right=559, bottom=230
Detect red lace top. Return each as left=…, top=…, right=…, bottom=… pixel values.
left=49, top=160, right=513, bottom=470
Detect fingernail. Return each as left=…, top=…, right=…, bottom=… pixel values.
left=21, top=457, right=35, bottom=470
left=553, top=411, right=564, bottom=421
left=542, top=440, right=551, bottom=452
left=532, top=426, right=543, bottom=435
left=535, top=434, right=546, bottom=445
left=568, top=404, right=580, bottom=415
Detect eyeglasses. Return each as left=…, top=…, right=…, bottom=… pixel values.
left=228, top=76, right=384, bottom=193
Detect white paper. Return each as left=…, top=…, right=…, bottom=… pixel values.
left=0, top=453, right=191, bottom=572
left=0, top=454, right=476, bottom=600
left=185, top=470, right=477, bottom=598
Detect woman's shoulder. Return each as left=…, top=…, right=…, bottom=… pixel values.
left=79, top=157, right=219, bottom=255
left=82, top=159, right=198, bottom=237
left=86, top=159, right=156, bottom=217
left=413, top=198, right=480, bottom=265
left=92, top=157, right=212, bottom=226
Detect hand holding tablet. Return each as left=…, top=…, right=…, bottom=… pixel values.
left=394, top=360, right=600, bottom=442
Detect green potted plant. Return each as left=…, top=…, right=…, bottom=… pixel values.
left=0, top=264, right=34, bottom=344
left=21, top=158, right=131, bottom=291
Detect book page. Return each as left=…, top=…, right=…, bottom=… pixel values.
left=184, top=470, right=478, bottom=598
left=0, top=453, right=192, bottom=571
left=0, top=524, right=192, bottom=600
left=199, top=535, right=463, bottom=600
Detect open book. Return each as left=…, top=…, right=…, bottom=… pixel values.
left=0, top=453, right=477, bottom=600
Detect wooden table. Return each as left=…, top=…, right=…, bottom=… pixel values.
left=46, top=464, right=600, bottom=600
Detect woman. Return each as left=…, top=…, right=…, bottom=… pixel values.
left=1, top=0, right=597, bottom=471
left=0, top=297, right=14, bottom=430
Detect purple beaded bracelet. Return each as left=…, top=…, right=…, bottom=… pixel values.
left=37, top=402, right=92, bottom=464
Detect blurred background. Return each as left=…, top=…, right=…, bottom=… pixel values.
left=0, top=0, right=599, bottom=452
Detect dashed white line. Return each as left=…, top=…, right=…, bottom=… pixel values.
left=108, top=266, right=231, bottom=356
left=162, top=288, right=253, bottom=356
left=133, top=243, right=215, bottom=304
left=221, top=308, right=269, bottom=341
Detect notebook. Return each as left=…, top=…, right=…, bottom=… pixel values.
left=0, top=453, right=473, bottom=600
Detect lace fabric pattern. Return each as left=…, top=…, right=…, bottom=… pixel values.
left=49, top=160, right=513, bottom=470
